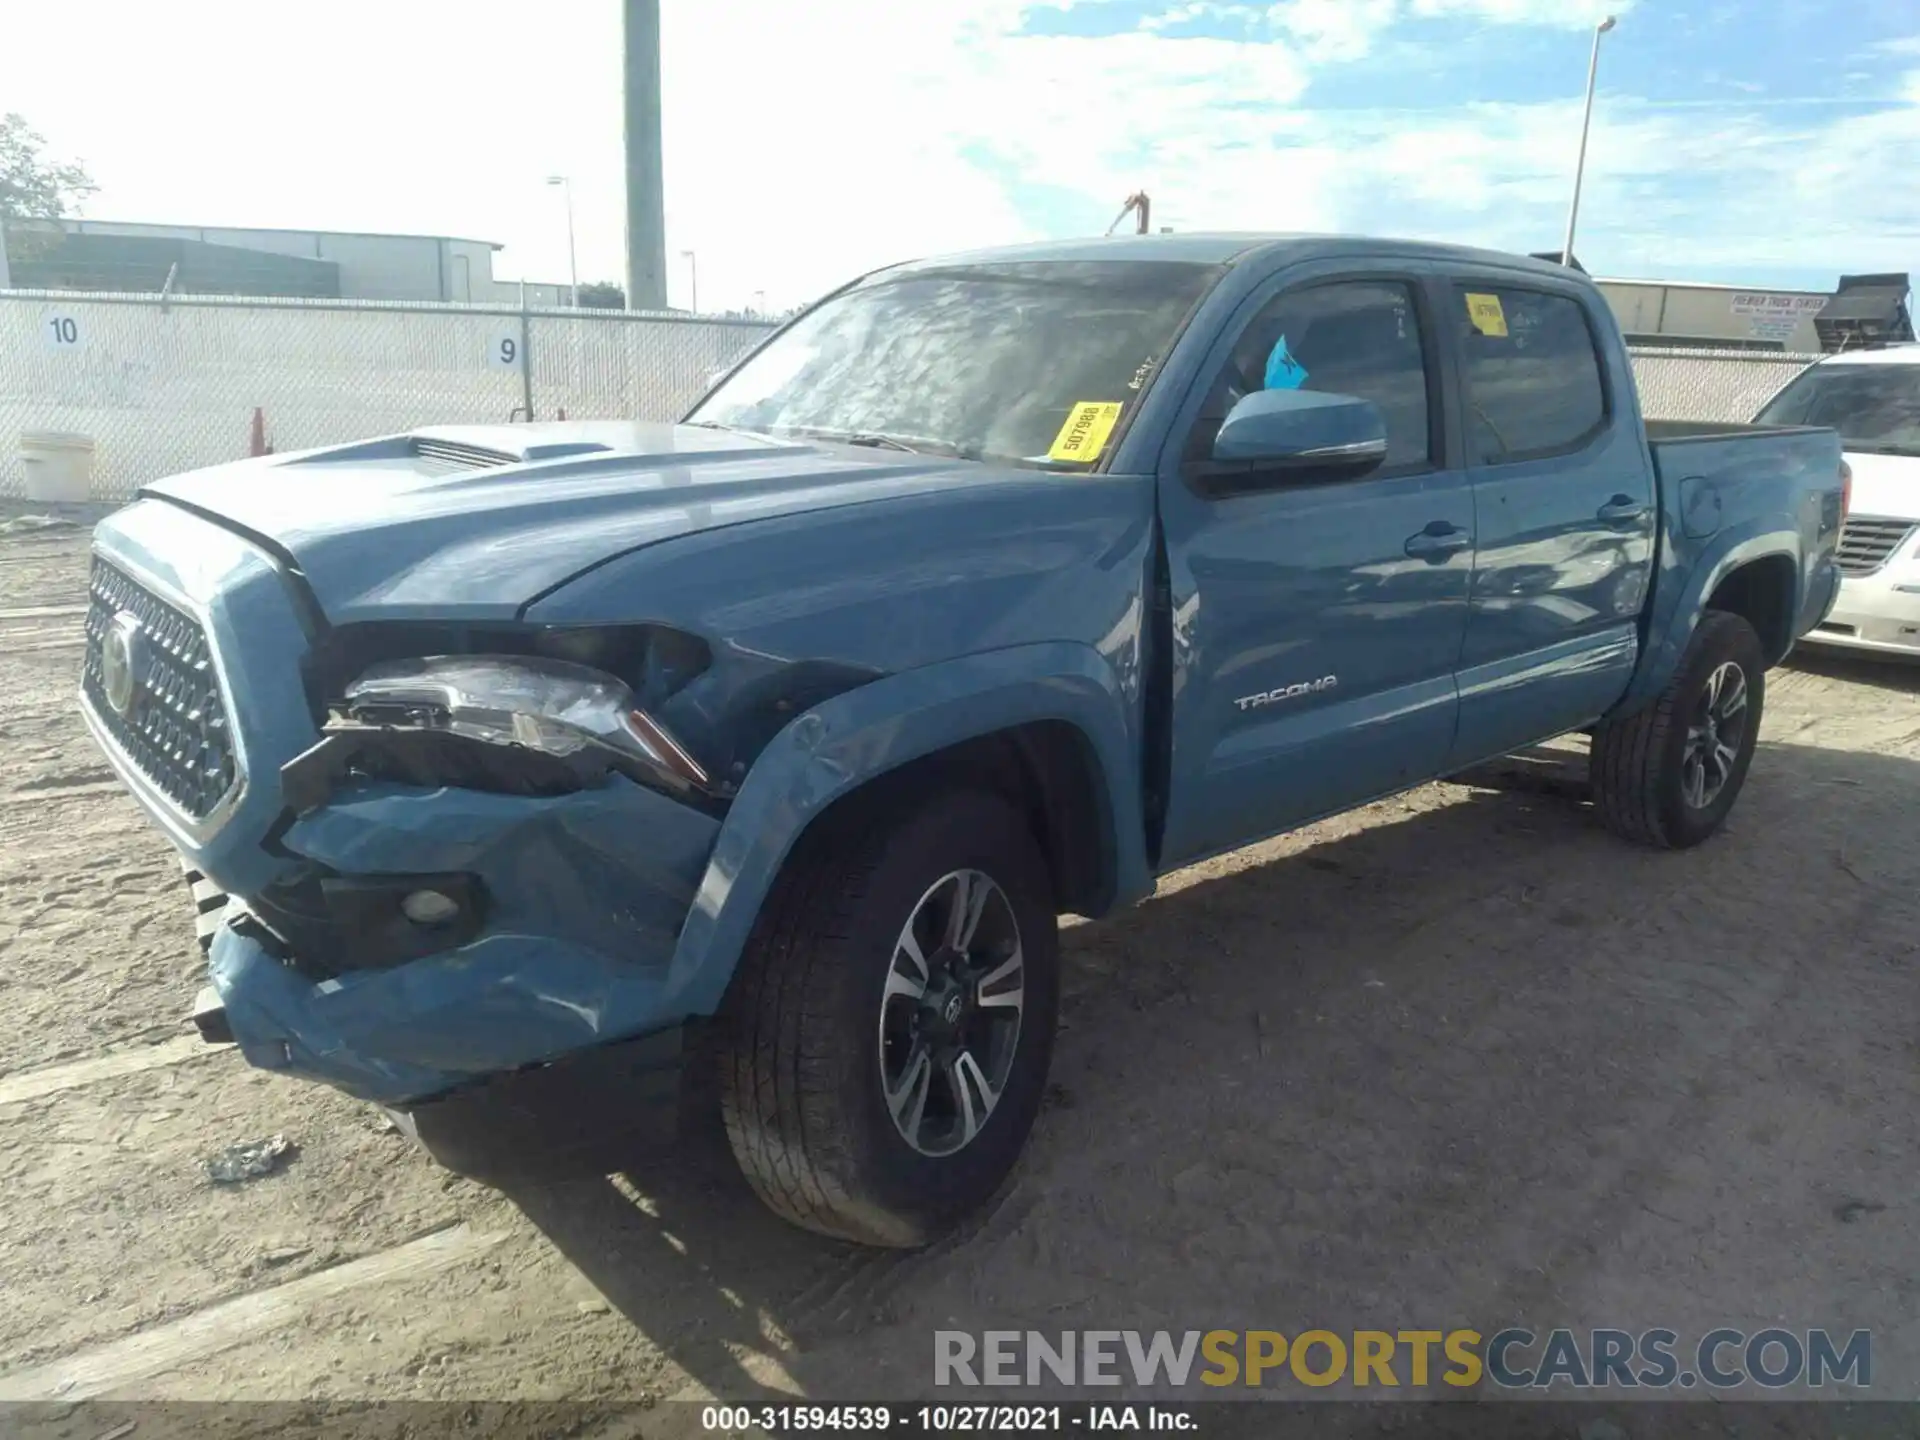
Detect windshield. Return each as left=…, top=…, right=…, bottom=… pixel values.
left=686, top=259, right=1222, bottom=469
left=1754, top=362, right=1920, bottom=457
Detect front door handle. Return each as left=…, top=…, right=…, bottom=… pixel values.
left=1405, top=523, right=1471, bottom=561
left=1597, top=495, right=1648, bottom=524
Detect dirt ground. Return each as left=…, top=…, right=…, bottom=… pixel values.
left=2, top=518, right=1917, bottom=1426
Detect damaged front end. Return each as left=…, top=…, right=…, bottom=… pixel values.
left=194, top=647, right=734, bottom=1173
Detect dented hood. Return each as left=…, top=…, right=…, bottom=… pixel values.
left=140, top=420, right=1015, bottom=623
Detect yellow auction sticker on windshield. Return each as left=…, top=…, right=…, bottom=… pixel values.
left=1049, top=401, right=1125, bottom=463
left=1466, top=292, right=1508, bottom=337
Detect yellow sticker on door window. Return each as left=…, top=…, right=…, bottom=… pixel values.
left=1466, top=292, right=1509, bottom=337
left=1048, top=401, right=1125, bottom=463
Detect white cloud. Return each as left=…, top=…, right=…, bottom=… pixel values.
left=1267, top=0, right=1398, bottom=62
left=0, top=0, right=1908, bottom=311
left=1408, top=0, right=1629, bottom=27
left=1140, top=2, right=1264, bottom=33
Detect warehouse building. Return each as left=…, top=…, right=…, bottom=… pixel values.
left=1595, top=272, right=1913, bottom=354
left=0, top=219, right=510, bottom=302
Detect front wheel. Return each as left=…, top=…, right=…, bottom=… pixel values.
left=1590, top=610, right=1766, bottom=849
left=716, top=788, right=1059, bottom=1247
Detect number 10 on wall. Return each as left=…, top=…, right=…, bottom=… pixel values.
left=44, top=315, right=84, bottom=351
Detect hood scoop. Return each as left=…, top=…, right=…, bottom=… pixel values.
left=410, top=437, right=520, bottom=472
left=408, top=434, right=621, bottom=473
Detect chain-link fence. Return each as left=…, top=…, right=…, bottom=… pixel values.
left=1, top=288, right=1824, bottom=502
left=1626, top=346, right=1817, bottom=424
left=0, top=290, right=777, bottom=499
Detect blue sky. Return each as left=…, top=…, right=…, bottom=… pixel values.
left=2, top=0, right=1916, bottom=307
left=991, top=0, right=1920, bottom=291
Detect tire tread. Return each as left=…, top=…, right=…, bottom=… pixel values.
left=1590, top=609, right=1758, bottom=850
left=719, top=799, right=915, bottom=1244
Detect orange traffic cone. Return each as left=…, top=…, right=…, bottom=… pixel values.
left=248, top=407, right=272, bottom=457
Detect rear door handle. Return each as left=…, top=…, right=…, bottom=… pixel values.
left=1405, top=523, right=1471, bottom=561
left=1597, top=495, right=1648, bottom=524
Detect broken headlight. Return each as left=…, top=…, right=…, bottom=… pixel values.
left=344, top=655, right=710, bottom=788
left=280, top=655, right=713, bottom=814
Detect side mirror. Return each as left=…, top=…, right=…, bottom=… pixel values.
left=1204, top=389, right=1387, bottom=490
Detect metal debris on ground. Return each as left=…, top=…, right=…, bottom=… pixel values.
left=0, top=514, right=80, bottom=535
left=204, top=1133, right=297, bottom=1184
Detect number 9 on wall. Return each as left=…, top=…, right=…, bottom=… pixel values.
left=489, top=332, right=520, bottom=370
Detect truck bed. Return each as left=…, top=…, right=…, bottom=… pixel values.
left=1640, top=418, right=1844, bottom=669
left=1644, top=420, right=1840, bottom=487
left=1643, top=419, right=1829, bottom=443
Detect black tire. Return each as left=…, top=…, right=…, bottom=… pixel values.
left=716, top=788, right=1060, bottom=1248
left=1590, top=610, right=1766, bottom=849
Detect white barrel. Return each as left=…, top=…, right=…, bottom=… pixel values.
left=18, top=431, right=96, bottom=502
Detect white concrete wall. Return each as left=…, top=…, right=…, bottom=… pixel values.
left=0, top=292, right=773, bottom=499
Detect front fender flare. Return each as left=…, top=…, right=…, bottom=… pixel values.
left=1617, top=518, right=1802, bottom=715
left=660, top=642, right=1149, bottom=1017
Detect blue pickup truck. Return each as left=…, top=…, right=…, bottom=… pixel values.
left=82, top=235, right=1846, bottom=1247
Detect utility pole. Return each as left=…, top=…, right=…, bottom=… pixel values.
left=623, top=0, right=668, bottom=310
left=1563, top=15, right=1617, bottom=267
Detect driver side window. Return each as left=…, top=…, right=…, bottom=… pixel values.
left=1185, top=280, right=1434, bottom=471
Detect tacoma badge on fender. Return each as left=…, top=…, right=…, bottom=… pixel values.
left=1234, top=675, right=1339, bottom=711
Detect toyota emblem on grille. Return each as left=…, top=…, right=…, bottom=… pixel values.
left=101, top=611, right=145, bottom=718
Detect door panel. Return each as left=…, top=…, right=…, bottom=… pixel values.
left=1445, top=280, right=1656, bottom=765
left=1159, top=473, right=1472, bottom=866
left=1155, top=270, right=1472, bottom=870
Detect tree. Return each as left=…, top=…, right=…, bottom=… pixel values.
left=576, top=280, right=626, bottom=309
left=0, top=113, right=95, bottom=221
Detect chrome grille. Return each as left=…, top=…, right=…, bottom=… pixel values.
left=82, top=559, right=238, bottom=820
left=1835, top=517, right=1917, bottom=577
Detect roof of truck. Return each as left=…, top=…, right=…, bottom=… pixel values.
left=891, top=232, right=1583, bottom=278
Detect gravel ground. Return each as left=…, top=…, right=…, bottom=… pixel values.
left=1, top=519, right=1915, bottom=1427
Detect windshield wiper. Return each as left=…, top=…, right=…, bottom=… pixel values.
left=844, top=433, right=924, bottom=454
left=771, top=425, right=966, bottom=458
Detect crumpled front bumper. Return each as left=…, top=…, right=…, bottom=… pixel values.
left=205, top=774, right=721, bottom=1108
left=84, top=500, right=733, bottom=1129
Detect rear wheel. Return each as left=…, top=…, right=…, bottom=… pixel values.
left=717, top=788, right=1059, bottom=1247
left=1590, top=610, right=1765, bottom=849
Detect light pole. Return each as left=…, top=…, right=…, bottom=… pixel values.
left=1562, top=14, right=1616, bottom=268
left=682, top=250, right=698, bottom=314
left=546, top=175, right=578, bottom=306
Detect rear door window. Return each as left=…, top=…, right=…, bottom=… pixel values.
left=1455, top=286, right=1609, bottom=464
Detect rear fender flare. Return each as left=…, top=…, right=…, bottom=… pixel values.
left=661, top=642, right=1149, bottom=1016
left=1618, top=518, right=1803, bottom=715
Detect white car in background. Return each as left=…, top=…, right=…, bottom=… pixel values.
left=1756, top=346, right=1920, bottom=659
